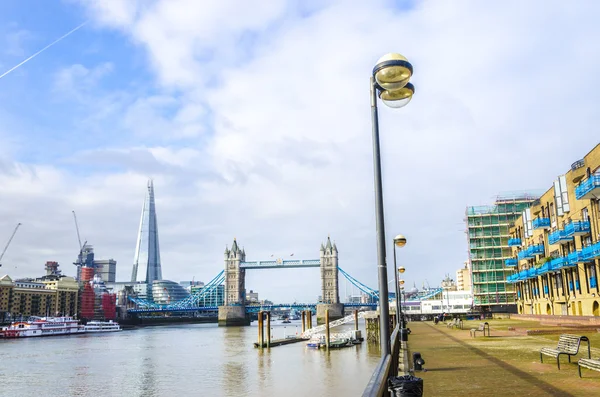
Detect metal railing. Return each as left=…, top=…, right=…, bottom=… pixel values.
left=363, top=324, right=401, bottom=397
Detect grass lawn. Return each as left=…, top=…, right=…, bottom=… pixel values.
left=405, top=319, right=600, bottom=396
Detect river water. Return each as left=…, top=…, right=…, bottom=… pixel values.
left=0, top=319, right=381, bottom=397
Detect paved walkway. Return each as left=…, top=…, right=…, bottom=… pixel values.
left=406, top=320, right=600, bottom=396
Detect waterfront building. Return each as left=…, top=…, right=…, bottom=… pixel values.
left=151, top=280, right=190, bottom=305
left=0, top=274, right=79, bottom=320
left=456, top=262, right=472, bottom=291
left=466, top=193, right=537, bottom=312
left=508, top=144, right=600, bottom=316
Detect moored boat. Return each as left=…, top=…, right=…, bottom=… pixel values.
left=0, top=316, right=85, bottom=338
left=84, top=320, right=121, bottom=333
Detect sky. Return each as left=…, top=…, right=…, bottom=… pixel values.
left=1, top=0, right=599, bottom=303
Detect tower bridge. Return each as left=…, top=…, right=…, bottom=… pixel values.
left=218, top=236, right=344, bottom=326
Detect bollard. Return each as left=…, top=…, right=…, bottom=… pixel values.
left=354, top=310, right=359, bottom=331
left=325, top=309, right=330, bottom=349
left=266, top=311, right=271, bottom=348
left=258, top=311, right=263, bottom=348
left=301, top=311, right=306, bottom=333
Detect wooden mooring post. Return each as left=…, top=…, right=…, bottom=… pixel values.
left=257, top=311, right=264, bottom=348
left=325, top=309, right=330, bottom=349
left=266, top=311, right=271, bottom=348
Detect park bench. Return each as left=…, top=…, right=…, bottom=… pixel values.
left=540, top=334, right=591, bottom=369
left=578, top=358, right=600, bottom=377
left=469, top=322, right=490, bottom=337
left=446, top=318, right=463, bottom=330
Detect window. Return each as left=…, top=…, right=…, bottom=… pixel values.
left=582, top=208, right=589, bottom=222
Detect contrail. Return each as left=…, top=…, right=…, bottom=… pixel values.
left=0, top=21, right=88, bottom=80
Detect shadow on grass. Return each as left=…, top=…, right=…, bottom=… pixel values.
left=427, top=323, right=575, bottom=397
left=423, top=366, right=469, bottom=372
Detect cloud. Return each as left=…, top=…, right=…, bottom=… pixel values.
left=4, top=28, right=32, bottom=57
left=2, top=0, right=600, bottom=302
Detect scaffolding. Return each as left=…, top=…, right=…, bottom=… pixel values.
left=466, top=192, right=538, bottom=310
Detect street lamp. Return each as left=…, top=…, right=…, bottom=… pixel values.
left=371, top=53, right=414, bottom=356
left=393, top=235, right=408, bottom=333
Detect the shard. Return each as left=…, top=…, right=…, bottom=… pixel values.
left=131, top=180, right=163, bottom=284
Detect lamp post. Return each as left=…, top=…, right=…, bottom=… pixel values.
left=370, top=53, right=414, bottom=356
left=393, top=235, right=407, bottom=333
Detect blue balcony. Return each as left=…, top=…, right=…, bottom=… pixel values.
left=518, top=250, right=531, bottom=260
left=529, top=244, right=545, bottom=256
left=575, top=174, right=600, bottom=200
left=506, top=274, right=516, bottom=283
left=532, top=217, right=551, bottom=230
left=505, top=258, right=518, bottom=267
left=550, top=256, right=567, bottom=270
left=508, top=238, right=522, bottom=247
left=526, top=268, right=538, bottom=279
left=564, top=220, right=591, bottom=237
left=566, top=251, right=582, bottom=266
left=548, top=230, right=572, bottom=245
left=581, top=242, right=600, bottom=261
left=538, top=262, right=552, bottom=275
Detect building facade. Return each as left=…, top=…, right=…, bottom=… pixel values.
left=456, top=262, right=472, bottom=291
left=191, top=284, right=225, bottom=307
left=466, top=193, right=537, bottom=312
left=507, top=144, right=600, bottom=316
left=94, top=259, right=117, bottom=283
left=0, top=274, right=79, bottom=320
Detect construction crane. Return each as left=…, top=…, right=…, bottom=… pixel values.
left=72, top=211, right=83, bottom=253
left=0, top=223, right=22, bottom=268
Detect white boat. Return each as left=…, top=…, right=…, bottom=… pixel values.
left=84, top=320, right=121, bottom=333
left=0, top=317, right=85, bottom=338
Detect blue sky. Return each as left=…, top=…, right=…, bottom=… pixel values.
left=1, top=0, right=599, bottom=302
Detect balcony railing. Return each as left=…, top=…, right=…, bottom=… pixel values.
left=550, top=257, right=567, bottom=270
left=529, top=244, right=545, bottom=256
left=548, top=230, right=572, bottom=245
left=518, top=250, right=531, bottom=260
left=526, top=268, right=538, bottom=279
left=581, top=242, right=600, bottom=262
left=538, top=262, right=552, bottom=275
left=566, top=251, right=582, bottom=266
left=564, top=220, right=591, bottom=237
left=508, top=238, right=522, bottom=247
left=505, top=258, right=518, bottom=267
left=532, top=217, right=551, bottom=229
left=575, top=175, right=600, bottom=200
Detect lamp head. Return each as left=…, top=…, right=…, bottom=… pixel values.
left=399, top=279, right=405, bottom=285
left=379, top=83, right=414, bottom=108
left=394, top=234, right=407, bottom=247
left=373, top=53, right=413, bottom=91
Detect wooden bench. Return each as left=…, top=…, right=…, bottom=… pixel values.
left=540, top=334, right=591, bottom=369
left=446, top=318, right=463, bottom=330
left=469, top=322, right=490, bottom=337
left=578, top=358, right=600, bottom=377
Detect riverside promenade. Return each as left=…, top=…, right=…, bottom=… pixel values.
left=408, top=319, right=600, bottom=396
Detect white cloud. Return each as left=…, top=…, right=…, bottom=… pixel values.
left=2, top=0, right=600, bottom=301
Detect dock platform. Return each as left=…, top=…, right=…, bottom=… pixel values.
left=253, top=337, right=307, bottom=348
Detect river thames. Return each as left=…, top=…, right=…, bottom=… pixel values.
left=0, top=319, right=380, bottom=396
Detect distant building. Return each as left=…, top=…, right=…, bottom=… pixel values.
left=191, top=284, right=224, bottom=307
left=151, top=280, right=190, bottom=305
left=456, top=262, right=472, bottom=291
left=466, top=193, right=537, bottom=312
left=246, top=290, right=259, bottom=303
left=441, top=274, right=457, bottom=291
left=94, top=259, right=117, bottom=283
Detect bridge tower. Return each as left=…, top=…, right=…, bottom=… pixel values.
left=316, top=236, right=344, bottom=324
left=218, top=238, right=250, bottom=326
